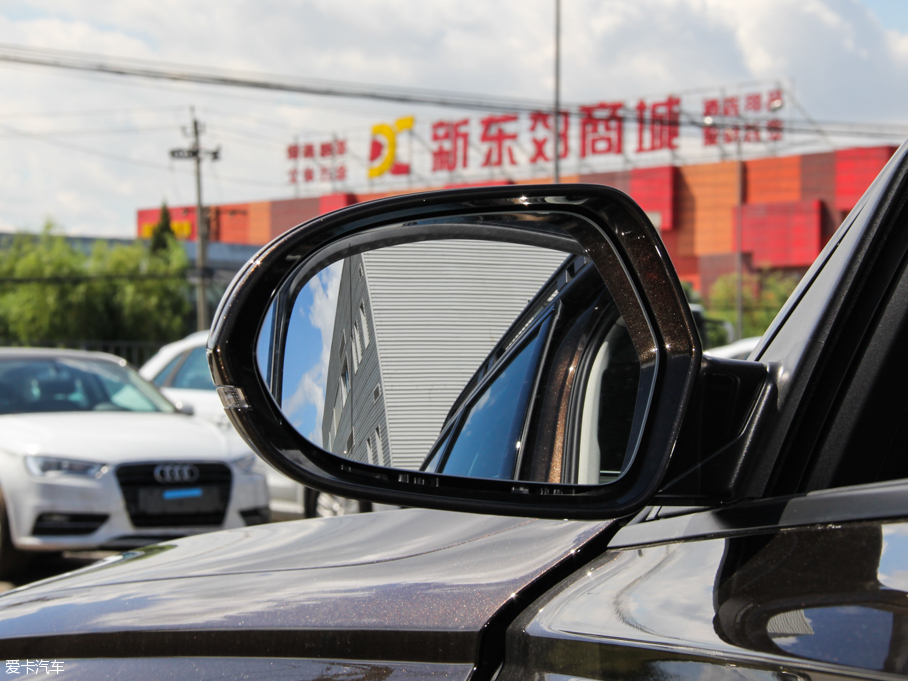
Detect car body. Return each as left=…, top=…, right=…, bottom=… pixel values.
left=2, top=141, right=908, bottom=681
left=704, top=335, right=761, bottom=360
left=0, top=349, right=269, bottom=572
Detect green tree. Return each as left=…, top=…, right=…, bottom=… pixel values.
left=149, top=202, right=174, bottom=254
left=0, top=220, right=191, bottom=344
left=706, top=270, right=800, bottom=339
left=681, top=280, right=703, bottom=306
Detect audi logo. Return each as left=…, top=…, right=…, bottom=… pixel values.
left=153, top=463, right=200, bottom=484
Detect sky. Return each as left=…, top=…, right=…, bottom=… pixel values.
left=280, top=262, right=342, bottom=447
left=0, top=0, right=907, bottom=237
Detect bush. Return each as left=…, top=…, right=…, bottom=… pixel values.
left=707, top=270, right=800, bottom=339
left=0, top=221, right=191, bottom=344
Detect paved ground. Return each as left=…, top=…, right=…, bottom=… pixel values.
left=0, top=551, right=115, bottom=592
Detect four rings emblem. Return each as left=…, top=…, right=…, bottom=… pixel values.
left=153, top=463, right=200, bottom=484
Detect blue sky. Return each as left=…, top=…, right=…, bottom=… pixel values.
left=865, top=0, right=908, bottom=32
left=279, top=262, right=342, bottom=445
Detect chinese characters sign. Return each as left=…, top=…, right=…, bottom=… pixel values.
left=286, top=85, right=785, bottom=190
left=287, top=138, right=348, bottom=186
left=702, top=88, right=784, bottom=146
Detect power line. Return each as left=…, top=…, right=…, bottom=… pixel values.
left=0, top=104, right=185, bottom=121
left=0, top=42, right=553, bottom=114
left=0, top=122, right=286, bottom=188
left=0, top=273, right=187, bottom=285
left=0, top=124, right=177, bottom=138
left=0, top=43, right=903, bottom=142
left=0, top=122, right=179, bottom=171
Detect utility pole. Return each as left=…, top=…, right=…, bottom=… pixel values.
left=170, top=109, right=220, bottom=331
left=553, top=0, right=561, bottom=184
left=735, top=134, right=744, bottom=341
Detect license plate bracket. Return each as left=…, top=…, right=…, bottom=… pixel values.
left=137, top=486, right=223, bottom=515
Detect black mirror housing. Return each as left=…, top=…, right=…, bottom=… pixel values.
left=208, top=184, right=706, bottom=519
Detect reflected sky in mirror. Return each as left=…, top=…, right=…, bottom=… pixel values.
left=280, top=262, right=342, bottom=445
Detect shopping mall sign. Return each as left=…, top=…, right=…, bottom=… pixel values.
left=286, top=83, right=785, bottom=190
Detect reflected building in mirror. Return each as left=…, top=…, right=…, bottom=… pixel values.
left=322, top=241, right=568, bottom=470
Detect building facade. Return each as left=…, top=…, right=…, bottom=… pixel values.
left=322, top=241, right=568, bottom=471
left=138, top=144, right=897, bottom=301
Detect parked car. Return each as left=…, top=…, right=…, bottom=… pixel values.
left=0, top=348, right=269, bottom=577
left=140, top=330, right=229, bottom=426
left=2, top=142, right=908, bottom=681
left=141, top=333, right=369, bottom=518
left=704, top=335, right=761, bottom=360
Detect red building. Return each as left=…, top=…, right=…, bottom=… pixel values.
left=137, top=144, right=896, bottom=300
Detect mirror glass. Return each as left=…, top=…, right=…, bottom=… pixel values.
left=257, top=230, right=656, bottom=486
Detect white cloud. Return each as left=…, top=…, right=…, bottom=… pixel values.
left=0, top=1, right=905, bottom=237
left=281, top=261, right=342, bottom=446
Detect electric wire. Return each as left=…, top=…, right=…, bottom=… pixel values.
left=0, top=42, right=554, bottom=114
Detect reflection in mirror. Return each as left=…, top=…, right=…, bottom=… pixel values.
left=259, top=235, right=655, bottom=486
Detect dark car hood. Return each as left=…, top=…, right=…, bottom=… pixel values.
left=0, top=509, right=613, bottom=664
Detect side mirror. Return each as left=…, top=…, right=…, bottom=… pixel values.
left=208, top=185, right=705, bottom=519
left=173, top=401, right=195, bottom=416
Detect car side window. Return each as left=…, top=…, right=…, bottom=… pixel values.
left=152, top=353, right=185, bottom=387
left=433, top=321, right=550, bottom=479
left=800, top=241, right=908, bottom=492
left=170, top=347, right=216, bottom=391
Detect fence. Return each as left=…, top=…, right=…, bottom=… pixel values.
left=0, top=339, right=166, bottom=367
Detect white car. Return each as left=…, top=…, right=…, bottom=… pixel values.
left=139, top=330, right=229, bottom=426
left=0, top=348, right=270, bottom=577
left=141, top=333, right=372, bottom=519
left=703, top=336, right=761, bottom=360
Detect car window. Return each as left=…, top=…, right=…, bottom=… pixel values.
left=434, top=321, right=549, bottom=479
left=151, top=352, right=186, bottom=387
left=420, top=428, right=450, bottom=473
left=808, top=255, right=908, bottom=490
left=0, top=358, right=175, bottom=414
left=170, top=347, right=216, bottom=391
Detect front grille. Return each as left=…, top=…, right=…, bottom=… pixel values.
left=116, top=463, right=232, bottom=528
left=32, top=513, right=108, bottom=536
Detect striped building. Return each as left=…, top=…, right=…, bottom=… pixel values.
left=321, top=241, right=567, bottom=470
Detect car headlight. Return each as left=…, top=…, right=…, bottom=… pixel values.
left=232, top=454, right=259, bottom=474
left=25, top=455, right=107, bottom=479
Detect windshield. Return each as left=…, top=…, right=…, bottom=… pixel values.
left=0, top=357, right=176, bottom=415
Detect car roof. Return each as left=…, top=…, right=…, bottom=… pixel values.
left=0, top=347, right=127, bottom=364
left=138, top=330, right=209, bottom=378
left=704, top=336, right=761, bottom=360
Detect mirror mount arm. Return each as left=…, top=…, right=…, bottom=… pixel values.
left=654, top=356, right=774, bottom=505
